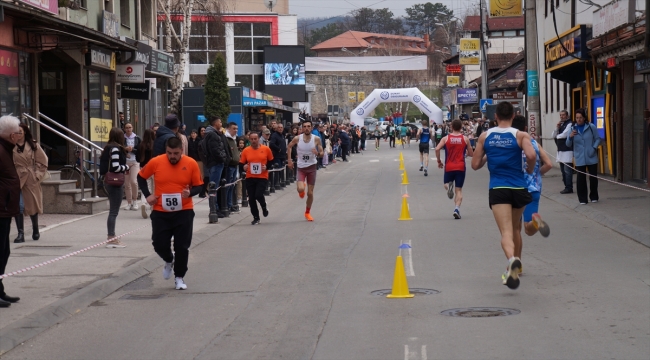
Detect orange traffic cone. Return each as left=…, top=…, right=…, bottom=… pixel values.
left=398, top=197, right=412, bottom=221
left=386, top=255, right=414, bottom=298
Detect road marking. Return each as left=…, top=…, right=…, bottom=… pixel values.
left=369, top=159, right=379, bottom=162
left=400, top=240, right=415, bottom=277
left=421, top=345, right=427, bottom=360
left=404, top=344, right=427, bottom=360
left=430, top=157, right=438, bottom=161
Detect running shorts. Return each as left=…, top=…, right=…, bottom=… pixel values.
left=489, top=188, right=532, bottom=209
left=443, top=171, right=466, bottom=188
left=419, top=143, right=429, bottom=154
left=522, top=191, right=541, bottom=222
left=297, top=164, right=317, bottom=185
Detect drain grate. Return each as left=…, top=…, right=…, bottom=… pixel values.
left=119, top=294, right=166, bottom=300
left=440, top=307, right=520, bottom=317
left=15, top=245, right=72, bottom=249
left=371, top=288, right=440, bottom=296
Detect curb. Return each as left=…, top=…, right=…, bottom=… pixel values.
left=542, top=190, right=650, bottom=248
left=0, top=213, right=246, bottom=356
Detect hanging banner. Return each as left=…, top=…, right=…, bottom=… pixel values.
left=446, top=76, right=460, bottom=87
left=489, top=0, right=523, bottom=17
left=459, top=39, right=480, bottom=65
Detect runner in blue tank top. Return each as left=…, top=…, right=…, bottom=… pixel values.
left=417, top=120, right=432, bottom=176
left=471, top=102, right=537, bottom=290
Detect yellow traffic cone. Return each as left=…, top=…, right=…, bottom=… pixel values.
left=398, top=197, right=412, bottom=221
left=387, top=255, right=414, bottom=298
left=399, top=158, right=405, bottom=170
left=401, top=170, right=409, bottom=185
left=399, top=152, right=404, bottom=161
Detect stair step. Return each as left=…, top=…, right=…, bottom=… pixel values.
left=41, top=179, right=78, bottom=191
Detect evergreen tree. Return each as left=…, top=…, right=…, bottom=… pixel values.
left=204, top=53, right=230, bottom=121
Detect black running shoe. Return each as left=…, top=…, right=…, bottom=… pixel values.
left=251, top=218, right=260, bottom=225
left=262, top=208, right=269, bottom=217
left=505, top=258, right=521, bottom=290
left=419, top=166, right=423, bottom=171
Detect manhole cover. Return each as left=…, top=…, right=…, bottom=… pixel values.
left=119, top=294, right=165, bottom=300
left=440, top=307, right=520, bottom=317
left=15, top=245, right=72, bottom=249
left=371, top=288, right=440, bottom=296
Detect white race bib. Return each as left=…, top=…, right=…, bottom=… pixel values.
left=162, top=193, right=182, bottom=212
left=301, top=154, right=312, bottom=163
left=250, top=162, right=262, bottom=175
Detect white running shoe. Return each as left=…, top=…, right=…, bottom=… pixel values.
left=163, top=255, right=175, bottom=280
left=175, top=277, right=187, bottom=290
left=124, top=204, right=132, bottom=210
left=141, top=204, right=148, bottom=219
left=130, top=203, right=138, bottom=211
left=446, top=182, right=455, bottom=199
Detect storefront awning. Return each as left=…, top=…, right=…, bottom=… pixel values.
left=243, top=97, right=300, bottom=113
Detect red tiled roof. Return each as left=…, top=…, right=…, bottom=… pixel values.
left=487, top=53, right=521, bottom=70
left=311, top=30, right=427, bottom=53
left=463, top=15, right=524, bottom=31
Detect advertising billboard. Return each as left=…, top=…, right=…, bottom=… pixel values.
left=263, top=46, right=307, bottom=102
left=459, top=39, right=480, bottom=65
left=456, top=88, right=478, bottom=104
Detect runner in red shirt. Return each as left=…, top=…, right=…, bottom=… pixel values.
left=435, top=119, right=474, bottom=219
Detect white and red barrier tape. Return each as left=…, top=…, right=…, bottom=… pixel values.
left=1, top=165, right=290, bottom=279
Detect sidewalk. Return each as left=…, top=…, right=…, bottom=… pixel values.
left=541, top=167, right=650, bottom=247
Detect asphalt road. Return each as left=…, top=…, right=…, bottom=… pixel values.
left=4, top=144, right=649, bottom=360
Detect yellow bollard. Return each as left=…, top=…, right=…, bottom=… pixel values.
left=401, top=170, right=409, bottom=185
left=386, top=255, right=414, bottom=298
left=399, top=158, right=405, bottom=170
left=398, top=197, right=412, bottom=221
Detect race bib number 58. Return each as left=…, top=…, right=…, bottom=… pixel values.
left=251, top=162, right=262, bottom=175
left=162, top=193, right=182, bottom=212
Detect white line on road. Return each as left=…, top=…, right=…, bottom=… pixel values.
left=369, top=159, right=379, bottom=162
left=421, top=345, right=427, bottom=360
left=404, top=344, right=427, bottom=360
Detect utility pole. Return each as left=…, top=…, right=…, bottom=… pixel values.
left=479, top=0, right=488, bottom=100
left=524, top=0, right=540, bottom=139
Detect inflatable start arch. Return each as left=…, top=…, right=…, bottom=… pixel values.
left=350, top=88, right=443, bottom=127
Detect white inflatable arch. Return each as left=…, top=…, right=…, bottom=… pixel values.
left=350, top=88, right=443, bottom=127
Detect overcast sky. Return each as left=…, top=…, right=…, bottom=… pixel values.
left=289, top=0, right=477, bottom=19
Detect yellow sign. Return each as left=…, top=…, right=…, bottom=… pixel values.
left=459, top=38, right=480, bottom=65
left=459, top=39, right=480, bottom=51
left=348, top=92, right=357, bottom=103
left=489, top=0, right=523, bottom=17
left=447, top=76, right=460, bottom=87
left=90, top=118, right=113, bottom=142
left=357, top=91, right=365, bottom=102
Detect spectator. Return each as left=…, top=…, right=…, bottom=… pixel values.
left=123, top=123, right=141, bottom=211
left=552, top=110, right=574, bottom=194
left=100, top=127, right=129, bottom=248
left=269, top=123, right=287, bottom=168
left=153, top=114, right=180, bottom=156
left=261, top=128, right=271, bottom=146
left=0, top=115, right=22, bottom=307
left=351, top=126, right=360, bottom=153
left=339, top=125, right=351, bottom=162
left=138, top=129, right=155, bottom=217
left=225, top=122, right=241, bottom=213
left=12, top=123, right=48, bottom=243
left=152, top=122, right=160, bottom=132
left=203, top=116, right=230, bottom=217
left=566, top=108, right=601, bottom=205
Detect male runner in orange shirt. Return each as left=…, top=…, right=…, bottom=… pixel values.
left=239, top=132, right=274, bottom=225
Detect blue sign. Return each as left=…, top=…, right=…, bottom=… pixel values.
left=591, top=96, right=606, bottom=140
left=197, top=114, right=206, bottom=122
left=479, top=98, right=493, bottom=113
left=456, top=88, right=478, bottom=104
left=527, top=70, right=539, bottom=97
left=242, top=97, right=267, bottom=107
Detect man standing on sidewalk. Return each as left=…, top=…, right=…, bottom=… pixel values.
left=0, top=115, right=22, bottom=307
left=138, top=136, right=203, bottom=290
left=203, top=116, right=230, bottom=217
left=552, top=110, right=574, bottom=194
left=338, top=125, right=351, bottom=162
left=269, top=122, right=287, bottom=175
left=225, top=122, right=241, bottom=214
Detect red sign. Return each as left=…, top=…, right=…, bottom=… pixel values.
left=607, top=57, right=616, bottom=68
left=446, top=64, right=462, bottom=73
left=0, top=50, right=19, bottom=77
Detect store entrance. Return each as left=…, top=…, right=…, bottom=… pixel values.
left=38, top=52, right=68, bottom=166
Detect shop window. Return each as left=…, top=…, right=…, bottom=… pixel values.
left=253, top=37, right=271, bottom=50
left=190, top=37, right=207, bottom=51
left=234, top=23, right=251, bottom=36
left=120, top=0, right=130, bottom=28
left=234, top=23, right=272, bottom=65
left=235, top=74, right=253, bottom=89
left=490, top=31, right=503, bottom=37
left=235, top=38, right=251, bottom=51
left=208, top=51, right=226, bottom=64
left=189, top=51, right=208, bottom=65
left=41, top=71, right=63, bottom=90
left=503, top=30, right=516, bottom=37
left=519, top=30, right=525, bottom=36
left=191, top=22, right=207, bottom=36
left=253, top=23, right=271, bottom=36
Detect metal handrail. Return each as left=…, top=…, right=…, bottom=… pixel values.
left=23, top=113, right=95, bottom=200
left=38, top=112, right=103, bottom=152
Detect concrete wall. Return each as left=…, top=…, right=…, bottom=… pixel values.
left=223, top=0, right=290, bottom=14
left=278, top=15, right=298, bottom=46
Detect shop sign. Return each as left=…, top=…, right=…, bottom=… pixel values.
left=493, top=91, right=522, bottom=100
left=592, top=0, right=634, bottom=38
left=242, top=87, right=250, bottom=98
left=116, top=64, right=145, bottom=83
left=506, top=69, right=525, bottom=84
left=0, top=50, right=18, bottom=77
left=243, top=97, right=267, bottom=106
left=489, top=0, right=522, bottom=17
left=607, top=57, right=617, bottom=69
left=90, top=118, right=113, bottom=142
left=459, top=39, right=480, bottom=65
left=635, top=58, right=650, bottom=74
left=86, top=47, right=116, bottom=71
left=123, top=38, right=152, bottom=67
left=121, top=81, right=151, bottom=100
left=149, top=49, right=175, bottom=77
left=357, top=91, right=365, bottom=102
left=18, top=0, right=57, bottom=15
left=447, top=76, right=460, bottom=87
left=446, top=64, right=462, bottom=73
left=348, top=92, right=357, bottom=103
left=544, top=25, right=589, bottom=71
left=456, top=88, right=478, bottom=104
left=102, top=11, right=120, bottom=38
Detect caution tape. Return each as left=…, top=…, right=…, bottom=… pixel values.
left=542, top=149, right=650, bottom=193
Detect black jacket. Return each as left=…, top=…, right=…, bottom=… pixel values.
left=187, top=137, right=201, bottom=162
left=203, top=126, right=230, bottom=168
left=360, top=129, right=367, bottom=140
left=269, top=131, right=287, bottom=161
left=556, top=119, right=574, bottom=152
left=153, top=126, right=176, bottom=156
left=0, top=137, right=20, bottom=217
left=339, top=131, right=350, bottom=146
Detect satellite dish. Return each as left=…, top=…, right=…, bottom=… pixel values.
left=265, top=0, right=277, bottom=12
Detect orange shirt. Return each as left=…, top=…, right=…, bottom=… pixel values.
left=239, top=145, right=274, bottom=179
left=138, top=154, right=203, bottom=212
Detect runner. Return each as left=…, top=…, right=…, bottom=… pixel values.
left=287, top=119, right=324, bottom=222
left=374, top=126, right=381, bottom=150
left=239, top=132, right=274, bottom=225
left=137, top=136, right=203, bottom=290
left=435, top=119, right=474, bottom=219
left=416, top=120, right=432, bottom=176
left=510, top=115, right=552, bottom=273
left=471, top=102, right=536, bottom=290
left=399, top=124, right=408, bottom=148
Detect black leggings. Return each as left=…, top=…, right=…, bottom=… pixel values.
left=246, top=178, right=268, bottom=219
